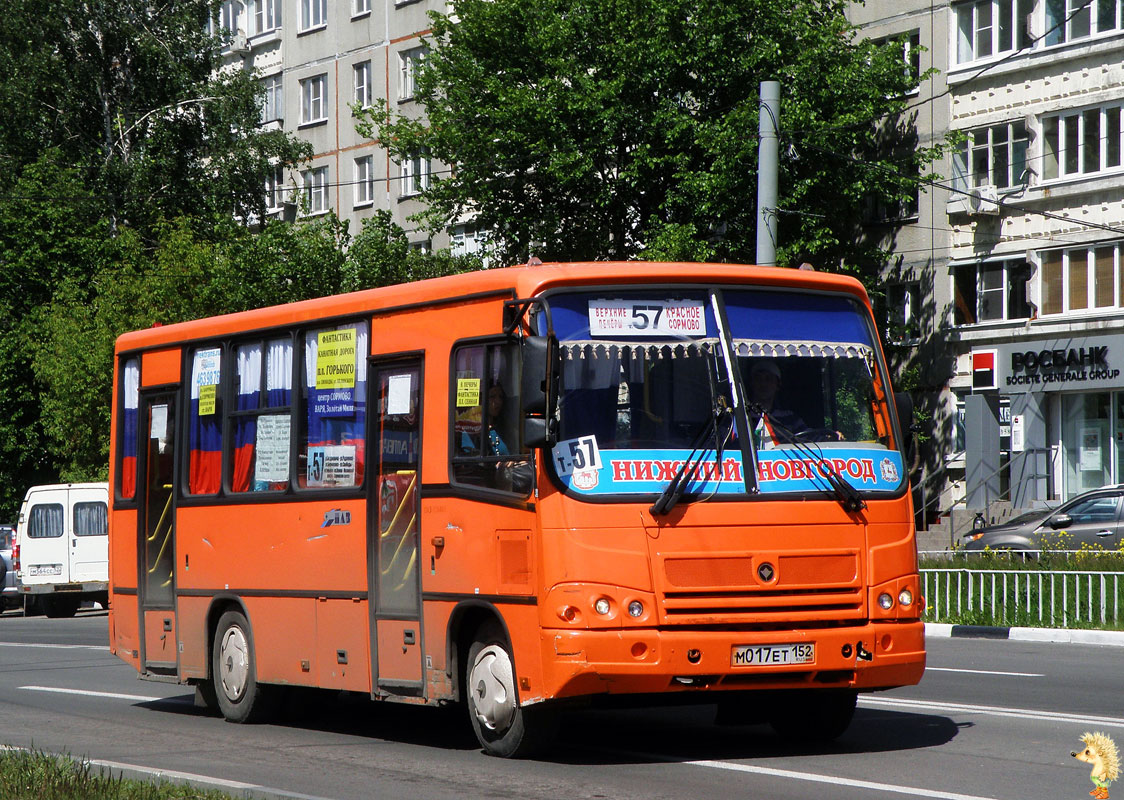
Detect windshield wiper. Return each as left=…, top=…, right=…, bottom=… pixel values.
left=749, top=403, right=866, bottom=513
left=649, top=405, right=732, bottom=516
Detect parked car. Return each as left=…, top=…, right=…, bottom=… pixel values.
left=962, top=484, right=1124, bottom=552
left=0, top=524, right=16, bottom=610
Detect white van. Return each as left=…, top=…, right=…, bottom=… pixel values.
left=16, top=483, right=109, bottom=617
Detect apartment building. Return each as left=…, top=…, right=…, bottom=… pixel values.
left=216, top=0, right=482, bottom=255
left=853, top=1, right=1124, bottom=527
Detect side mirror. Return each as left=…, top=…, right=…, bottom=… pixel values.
left=1049, top=513, right=1073, bottom=530
left=520, top=335, right=558, bottom=447
left=894, top=391, right=914, bottom=432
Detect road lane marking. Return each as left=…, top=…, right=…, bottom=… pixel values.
left=685, top=759, right=1001, bottom=800
left=20, top=686, right=179, bottom=703
left=860, top=696, right=1124, bottom=729
left=0, top=642, right=109, bottom=651
left=925, top=667, right=1044, bottom=677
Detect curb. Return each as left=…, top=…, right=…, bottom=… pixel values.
left=925, top=622, right=1124, bottom=647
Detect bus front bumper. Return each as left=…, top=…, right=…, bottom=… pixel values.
left=536, top=620, right=925, bottom=701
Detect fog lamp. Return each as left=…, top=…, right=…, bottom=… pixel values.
left=898, top=588, right=914, bottom=607
left=594, top=598, right=611, bottom=615
left=628, top=600, right=644, bottom=618
left=878, top=592, right=894, bottom=610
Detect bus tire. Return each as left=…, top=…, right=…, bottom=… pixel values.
left=212, top=609, right=273, bottom=723
left=465, top=622, right=556, bottom=758
left=768, top=689, right=856, bottom=742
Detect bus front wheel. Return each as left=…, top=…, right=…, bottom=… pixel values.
left=465, top=622, right=556, bottom=758
left=212, top=609, right=273, bottom=723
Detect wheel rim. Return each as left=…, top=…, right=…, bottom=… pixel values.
left=218, top=624, right=250, bottom=702
left=469, top=644, right=516, bottom=732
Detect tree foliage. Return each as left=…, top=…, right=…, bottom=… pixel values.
left=359, top=0, right=942, bottom=277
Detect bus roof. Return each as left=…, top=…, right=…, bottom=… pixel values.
left=114, top=262, right=870, bottom=353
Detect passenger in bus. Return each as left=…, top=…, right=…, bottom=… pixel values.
left=746, top=360, right=842, bottom=445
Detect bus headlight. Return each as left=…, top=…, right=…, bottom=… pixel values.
left=877, top=592, right=894, bottom=610
left=628, top=600, right=644, bottom=618
left=594, top=597, right=611, bottom=615
left=897, top=588, right=914, bottom=607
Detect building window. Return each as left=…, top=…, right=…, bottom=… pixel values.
left=353, top=0, right=371, bottom=15
left=952, top=121, right=1029, bottom=191
left=264, top=165, right=286, bottom=213
left=1042, top=103, right=1123, bottom=181
left=299, top=0, right=326, bottom=32
left=300, top=74, right=327, bottom=125
left=886, top=283, right=921, bottom=343
left=354, top=156, right=374, bottom=207
left=954, top=259, right=1031, bottom=324
left=1040, top=244, right=1121, bottom=316
left=260, top=74, right=282, bottom=124
left=354, top=61, right=372, bottom=109
left=253, top=0, right=281, bottom=34
left=955, top=0, right=1033, bottom=64
left=400, top=151, right=431, bottom=196
left=399, top=47, right=425, bottom=101
left=301, top=166, right=329, bottom=215
left=1045, top=0, right=1122, bottom=46
left=219, top=0, right=244, bottom=34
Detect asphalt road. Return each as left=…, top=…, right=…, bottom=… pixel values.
left=0, top=610, right=1119, bottom=800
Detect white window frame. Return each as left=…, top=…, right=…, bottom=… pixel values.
left=353, top=0, right=371, bottom=16
left=951, top=120, right=1029, bottom=192
left=953, top=258, right=1032, bottom=325
left=299, top=0, right=326, bottom=32
left=399, top=47, right=425, bottom=101
left=253, top=0, right=281, bottom=34
left=1042, top=102, right=1124, bottom=181
left=220, top=0, right=244, bottom=34
left=1044, top=0, right=1122, bottom=46
left=264, top=165, right=287, bottom=213
left=954, top=0, right=1033, bottom=65
left=354, top=61, right=373, bottom=109
left=354, top=156, right=374, bottom=207
left=300, top=74, right=327, bottom=125
left=886, top=282, right=921, bottom=343
left=400, top=151, right=431, bottom=197
left=301, top=166, right=329, bottom=216
left=1038, top=244, right=1122, bottom=317
left=260, top=74, right=282, bottom=124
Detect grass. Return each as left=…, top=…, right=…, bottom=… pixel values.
left=0, top=749, right=236, bottom=800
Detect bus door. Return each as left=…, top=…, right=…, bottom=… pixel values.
left=137, top=391, right=178, bottom=675
left=367, top=358, right=424, bottom=696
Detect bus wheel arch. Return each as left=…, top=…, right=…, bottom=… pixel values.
left=459, top=611, right=557, bottom=758
left=209, top=602, right=274, bottom=723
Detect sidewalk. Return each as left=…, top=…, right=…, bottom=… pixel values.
left=926, top=622, right=1124, bottom=647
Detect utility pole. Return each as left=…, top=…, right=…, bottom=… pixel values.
left=756, top=80, right=780, bottom=267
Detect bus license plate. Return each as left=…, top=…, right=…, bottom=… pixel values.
left=732, top=643, right=814, bottom=666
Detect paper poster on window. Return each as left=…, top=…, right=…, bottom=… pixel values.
left=316, top=329, right=356, bottom=389
left=313, top=329, right=357, bottom=418
left=150, top=405, right=168, bottom=440
left=254, top=414, right=290, bottom=483
left=194, top=348, right=221, bottom=387
left=1080, top=426, right=1103, bottom=472
left=198, top=384, right=217, bottom=416
left=307, top=444, right=357, bottom=487
left=387, top=373, right=412, bottom=415
left=456, top=378, right=481, bottom=407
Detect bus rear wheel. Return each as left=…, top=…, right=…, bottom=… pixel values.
left=768, top=689, right=857, bottom=742
left=212, top=609, right=273, bottom=723
left=465, top=622, right=556, bottom=758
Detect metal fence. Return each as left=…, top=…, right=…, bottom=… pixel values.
left=920, top=567, right=1124, bottom=628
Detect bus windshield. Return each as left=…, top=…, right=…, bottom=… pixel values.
left=544, top=288, right=905, bottom=500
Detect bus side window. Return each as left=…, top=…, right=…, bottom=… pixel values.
left=450, top=342, right=530, bottom=495
left=299, top=323, right=368, bottom=490
left=231, top=338, right=294, bottom=492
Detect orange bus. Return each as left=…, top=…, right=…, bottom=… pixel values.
left=108, top=262, right=924, bottom=757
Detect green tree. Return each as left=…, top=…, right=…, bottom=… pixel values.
left=358, top=0, right=941, bottom=278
